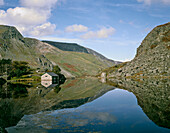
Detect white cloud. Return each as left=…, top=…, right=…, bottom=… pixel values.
left=30, top=22, right=56, bottom=37
left=0, top=0, right=4, bottom=5
left=81, top=27, right=116, bottom=39
left=137, top=0, right=170, bottom=5
left=0, top=7, right=48, bottom=26
left=65, top=24, right=88, bottom=32
left=0, top=0, right=58, bottom=37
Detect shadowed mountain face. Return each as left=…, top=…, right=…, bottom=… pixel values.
left=0, top=78, right=114, bottom=132
left=107, top=78, right=170, bottom=129
left=42, top=41, right=89, bottom=53
left=0, top=25, right=116, bottom=78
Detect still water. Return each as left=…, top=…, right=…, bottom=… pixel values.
left=0, top=78, right=170, bottom=133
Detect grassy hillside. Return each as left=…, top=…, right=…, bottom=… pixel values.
left=45, top=51, right=110, bottom=77
left=0, top=25, right=116, bottom=77
left=43, top=40, right=118, bottom=67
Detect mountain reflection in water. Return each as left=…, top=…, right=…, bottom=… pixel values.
left=0, top=78, right=113, bottom=132
left=107, top=78, right=170, bottom=129
left=0, top=78, right=169, bottom=133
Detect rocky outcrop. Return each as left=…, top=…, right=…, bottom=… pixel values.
left=0, top=25, right=23, bottom=41
left=107, top=22, right=170, bottom=78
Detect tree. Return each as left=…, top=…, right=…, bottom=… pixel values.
left=9, top=61, right=31, bottom=78
left=53, top=65, right=61, bottom=74
left=0, top=59, right=12, bottom=75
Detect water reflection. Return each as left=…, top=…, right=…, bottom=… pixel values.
left=0, top=78, right=6, bottom=85
left=0, top=78, right=170, bottom=132
left=6, top=79, right=170, bottom=133
left=6, top=109, right=117, bottom=133
left=107, top=78, right=170, bottom=129
left=0, top=83, right=30, bottom=99
left=0, top=78, right=113, bottom=132
left=41, top=80, right=58, bottom=88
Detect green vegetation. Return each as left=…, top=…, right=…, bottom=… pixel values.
left=0, top=58, right=66, bottom=82
left=53, top=65, right=61, bottom=74
left=9, top=61, right=31, bottom=78
left=0, top=59, right=12, bottom=76
left=46, top=51, right=111, bottom=77
left=0, top=59, right=32, bottom=81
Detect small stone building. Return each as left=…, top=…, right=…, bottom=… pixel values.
left=41, top=72, right=59, bottom=81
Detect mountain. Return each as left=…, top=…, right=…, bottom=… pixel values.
left=42, top=41, right=120, bottom=65
left=0, top=25, right=117, bottom=78
left=104, top=22, right=170, bottom=78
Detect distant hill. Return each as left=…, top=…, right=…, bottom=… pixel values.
left=42, top=41, right=89, bottom=53
left=104, top=22, right=170, bottom=78
left=0, top=25, right=118, bottom=78
left=43, top=41, right=120, bottom=66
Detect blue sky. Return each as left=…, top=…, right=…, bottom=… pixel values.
left=0, top=0, right=170, bottom=61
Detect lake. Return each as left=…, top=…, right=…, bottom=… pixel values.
left=0, top=78, right=169, bottom=133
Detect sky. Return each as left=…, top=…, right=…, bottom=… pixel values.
left=0, top=0, right=169, bottom=61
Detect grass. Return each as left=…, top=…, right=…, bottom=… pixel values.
left=46, top=51, right=112, bottom=77
left=10, top=74, right=41, bottom=82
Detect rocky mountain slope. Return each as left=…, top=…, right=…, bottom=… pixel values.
left=0, top=25, right=117, bottom=78
left=105, top=22, right=170, bottom=78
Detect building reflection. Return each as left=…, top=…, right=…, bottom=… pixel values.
left=41, top=80, right=58, bottom=88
